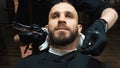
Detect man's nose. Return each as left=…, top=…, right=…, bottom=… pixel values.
left=58, top=16, right=66, bottom=24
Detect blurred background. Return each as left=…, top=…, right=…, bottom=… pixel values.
left=0, top=0, right=120, bottom=68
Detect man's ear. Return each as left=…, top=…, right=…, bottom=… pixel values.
left=78, top=24, right=82, bottom=34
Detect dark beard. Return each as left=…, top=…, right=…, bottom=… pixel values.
left=48, top=28, right=78, bottom=46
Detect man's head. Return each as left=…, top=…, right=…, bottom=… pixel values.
left=46, top=2, right=82, bottom=49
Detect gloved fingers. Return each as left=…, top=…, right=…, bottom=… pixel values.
left=82, top=31, right=93, bottom=49
left=19, top=32, right=33, bottom=36
left=18, top=32, right=34, bottom=44
left=82, top=34, right=107, bottom=56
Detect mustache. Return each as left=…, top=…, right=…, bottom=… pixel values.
left=54, top=26, right=70, bottom=31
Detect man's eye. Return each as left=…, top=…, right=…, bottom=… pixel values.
left=52, top=14, right=59, bottom=19
left=66, top=14, right=73, bottom=18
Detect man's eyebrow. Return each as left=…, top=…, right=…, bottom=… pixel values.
left=65, top=11, right=77, bottom=17
left=65, top=11, right=75, bottom=14
left=50, top=11, right=59, bottom=15
left=49, top=10, right=75, bottom=16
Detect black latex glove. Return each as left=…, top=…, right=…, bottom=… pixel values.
left=81, top=19, right=108, bottom=56
left=19, top=24, right=48, bottom=46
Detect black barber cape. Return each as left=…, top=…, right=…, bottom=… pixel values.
left=16, top=49, right=107, bottom=68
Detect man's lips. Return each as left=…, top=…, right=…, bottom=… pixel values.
left=55, top=28, right=69, bottom=31
left=55, top=26, right=69, bottom=30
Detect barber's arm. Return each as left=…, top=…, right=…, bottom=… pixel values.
left=100, top=8, right=118, bottom=29
left=81, top=8, right=118, bottom=56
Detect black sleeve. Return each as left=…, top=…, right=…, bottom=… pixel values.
left=68, top=0, right=110, bottom=23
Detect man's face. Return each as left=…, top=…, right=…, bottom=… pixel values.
left=47, top=2, right=82, bottom=46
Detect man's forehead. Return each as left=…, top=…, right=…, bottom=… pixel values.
left=49, top=2, right=77, bottom=14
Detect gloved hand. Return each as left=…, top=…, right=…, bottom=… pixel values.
left=19, top=24, right=48, bottom=46
left=81, top=19, right=108, bottom=56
